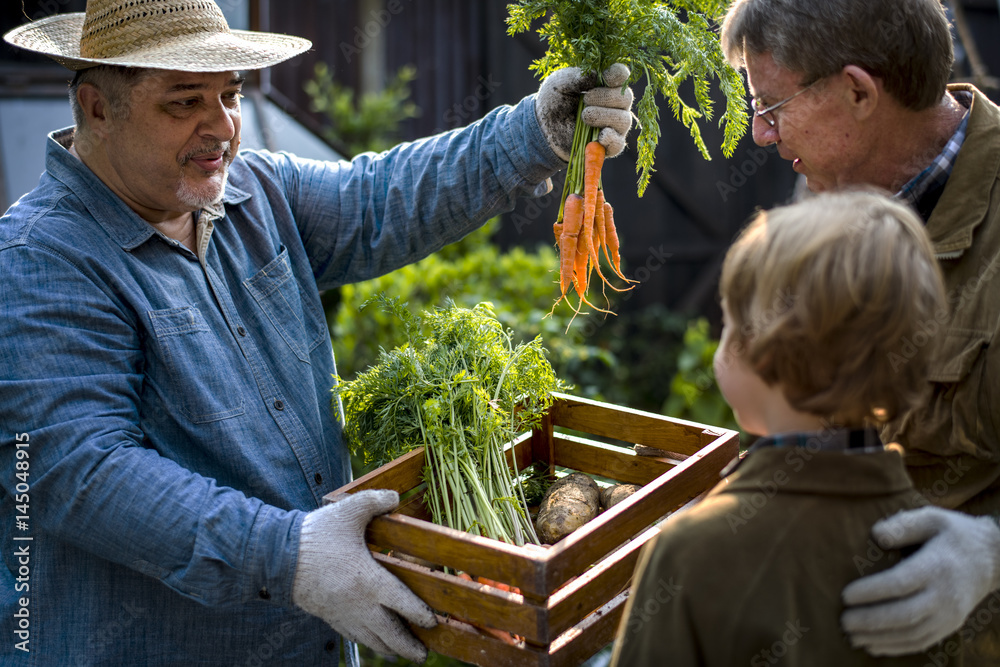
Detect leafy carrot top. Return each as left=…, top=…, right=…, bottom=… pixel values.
left=507, top=0, right=748, bottom=196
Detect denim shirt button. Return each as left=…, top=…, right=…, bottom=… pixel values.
left=258, top=588, right=270, bottom=600
left=325, top=640, right=336, bottom=652
left=237, top=326, right=247, bottom=337
left=313, top=473, right=322, bottom=485
left=273, top=400, right=284, bottom=411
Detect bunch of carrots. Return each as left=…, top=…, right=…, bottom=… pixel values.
left=552, top=98, right=634, bottom=322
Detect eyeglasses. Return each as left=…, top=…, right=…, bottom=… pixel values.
left=751, top=78, right=822, bottom=127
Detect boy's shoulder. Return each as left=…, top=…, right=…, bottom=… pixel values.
left=649, top=445, right=926, bottom=576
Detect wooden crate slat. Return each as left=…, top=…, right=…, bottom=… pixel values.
left=329, top=447, right=426, bottom=496
left=411, top=593, right=631, bottom=667
left=549, top=392, right=710, bottom=456
left=548, top=591, right=630, bottom=667
left=545, top=526, right=659, bottom=638
left=543, top=431, right=739, bottom=592
left=365, top=514, right=550, bottom=599
left=413, top=615, right=549, bottom=667
left=506, top=432, right=536, bottom=472
left=374, top=552, right=549, bottom=644
left=550, top=433, right=675, bottom=485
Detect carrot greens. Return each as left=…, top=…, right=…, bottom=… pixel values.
left=334, top=297, right=566, bottom=546
left=508, top=1, right=748, bottom=316
left=507, top=0, right=748, bottom=196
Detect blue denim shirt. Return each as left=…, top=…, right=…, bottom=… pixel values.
left=0, top=96, right=562, bottom=665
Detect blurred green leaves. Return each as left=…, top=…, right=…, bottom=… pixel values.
left=305, top=62, right=420, bottom=156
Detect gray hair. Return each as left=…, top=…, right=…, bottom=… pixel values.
left=69, top=66, right=155, bottom=130
left=720, top=0, right=954, bottom=111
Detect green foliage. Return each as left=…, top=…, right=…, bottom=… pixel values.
left=662, top=318, right=740, bottom=435
left=506, top=0, right=748, bottom=195
left=334, top=298, right=567, bottom=545
left=589, top=304, right=690, bottom=411
left=332, top=221, right=616, bottom=389
left=304, top=62, right=420, bottom=156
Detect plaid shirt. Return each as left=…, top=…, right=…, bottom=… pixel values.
left=896, top=90, right=973, bottom=219
left=722, top=427, right=884, bottom=477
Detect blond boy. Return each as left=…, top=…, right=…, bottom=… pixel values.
left=611, top=191, right=954, bottom=666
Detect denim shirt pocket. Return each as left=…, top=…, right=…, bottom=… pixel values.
left=148, top=306, right=246, bottom=423
left=243, top=246, right=327, bottom=363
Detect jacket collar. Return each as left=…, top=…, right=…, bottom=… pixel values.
left=45, top=127, right=251, bottom=251
left=717, top=446, right=915, bottom=497
left=926, top=84, right=1000, bottom=257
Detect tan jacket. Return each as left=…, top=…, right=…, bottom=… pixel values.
left=610, top=447, right=959, bottom=666
left=881, top=84, right=1000, bottom=516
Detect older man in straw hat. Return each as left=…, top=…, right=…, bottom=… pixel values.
left=0, top=1, right=633, bottom=664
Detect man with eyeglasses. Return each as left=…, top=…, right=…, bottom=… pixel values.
left=721, top=0, right=1000, bottom=664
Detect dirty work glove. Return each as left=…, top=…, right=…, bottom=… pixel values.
left=841, top=506, right=1000, bottom=655
left=293, top=490, right=437, bottom=662
left=535, top=63, right=633, bottom=161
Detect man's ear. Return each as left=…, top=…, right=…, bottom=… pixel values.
left=76, top=83, right=111, bottom=139
left=840, top=65, right=879, bottom=121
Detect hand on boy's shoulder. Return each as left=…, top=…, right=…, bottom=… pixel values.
left=842, top=506, right=1000, bottom=655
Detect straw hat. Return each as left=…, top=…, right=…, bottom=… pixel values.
left=3, top=0, right=311, bottom=72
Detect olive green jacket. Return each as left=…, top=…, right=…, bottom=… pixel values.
left=609, top=447, right=960, bottom=666
left=882, top=85, right=1000, bottom=516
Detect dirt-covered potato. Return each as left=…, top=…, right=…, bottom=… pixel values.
left=534, top=473, right=601, bottom=544
left=600, top=483, right=642, bottom=510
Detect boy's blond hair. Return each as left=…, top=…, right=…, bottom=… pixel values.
left=719, top=191, right=946, bottom=427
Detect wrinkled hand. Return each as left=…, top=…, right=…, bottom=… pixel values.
left=841, top=506, right=1000, bottom=655
left=293, top=490, right=437, bottom=663
left=535, top=63, right=633, bottom=161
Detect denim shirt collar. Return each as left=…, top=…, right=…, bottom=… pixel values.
left=45, top=126, right=252, bottom=251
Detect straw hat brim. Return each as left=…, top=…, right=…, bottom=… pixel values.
left=3, top=13, right=312, bottom=72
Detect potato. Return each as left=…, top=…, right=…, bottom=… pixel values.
left=600, top=483, right=642, bottom=510
left=534, top=473, right=600, bottom=544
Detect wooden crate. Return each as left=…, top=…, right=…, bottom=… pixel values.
left=324, top=392, right=739, bottom=666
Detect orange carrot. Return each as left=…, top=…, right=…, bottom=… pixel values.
left=603, top=200, right=635, bottom=283
left=574, top=217, right=590, bottom=297
left=559, top=194, right=584, bottom=298
left=589, top=190, right=631, bottom=294
left=582, top=141, right=605, bottom=236
left=595, top=189, right=607, bottom=262
left=581, top=141, right=605, bottom=286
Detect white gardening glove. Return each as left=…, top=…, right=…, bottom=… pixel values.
left=841, top=506, right=1000, bottom=655
left=535, top=63, right=634, bottom=161
left=293, top=490, right=437, bottom=662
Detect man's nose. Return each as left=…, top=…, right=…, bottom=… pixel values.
left=200, top=99, right=237, bottom=142
left=751, top=114, right=778, bottom=147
